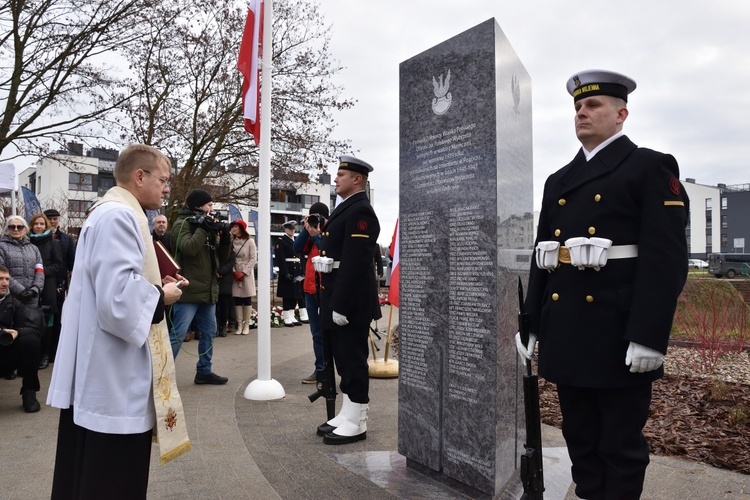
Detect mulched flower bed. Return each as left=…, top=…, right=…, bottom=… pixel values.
left=538, top=375, right=750, bottom=474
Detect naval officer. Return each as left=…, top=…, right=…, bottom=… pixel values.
left=315, top=155, right=381, bottom=445
left=517, top=69, right=689, bottom=499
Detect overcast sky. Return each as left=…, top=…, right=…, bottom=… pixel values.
left=318, top=0, right=750, bottom=246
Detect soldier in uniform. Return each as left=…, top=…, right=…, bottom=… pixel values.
left=315, top=155, right=381, bottom=445
left=516, top=70, right=689, bottom=499
left=274, top=221, right=303, bottom=327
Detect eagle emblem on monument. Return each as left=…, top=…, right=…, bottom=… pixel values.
left=431, top=70, right=452, bottom=115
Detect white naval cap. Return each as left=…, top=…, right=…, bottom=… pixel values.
left=567, top=69, right=637, bottom=102
left=338, top=155, right=374, bottom=176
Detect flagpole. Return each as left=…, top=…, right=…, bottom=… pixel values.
left=244, top=0, right=284, bottom=401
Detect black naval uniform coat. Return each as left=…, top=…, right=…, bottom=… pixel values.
left=526, top=135, right=689, bottom=388
left=274, top=234, right=301, bottom=299
left=319, top=191, right=382, bottom=329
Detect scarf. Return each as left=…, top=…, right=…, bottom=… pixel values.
left=92, top=187, right=191, bottom=464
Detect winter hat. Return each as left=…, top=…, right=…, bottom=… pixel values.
left=230, top=219, right=250, bottom=238
left=308, top=202, right=330, bottom=218
left=186, top=189, right=212, bottom=210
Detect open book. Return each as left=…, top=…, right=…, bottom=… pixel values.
left=154, top=240, right=181, bottom=279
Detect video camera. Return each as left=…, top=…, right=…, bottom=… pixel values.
left=307, top=213, right=326, bottom=229
left=190, top=211, right=231, bottom=233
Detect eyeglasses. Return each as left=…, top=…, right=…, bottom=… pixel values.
left=7, top=225, right=25, bottom=230
left=143, top=169, right=171, bottom=188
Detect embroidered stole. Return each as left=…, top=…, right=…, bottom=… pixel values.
left=92, top=187, right=191, bottom=464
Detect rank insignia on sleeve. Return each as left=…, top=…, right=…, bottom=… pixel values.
left=669, top=177, right=681, bottom=195
left=357, top=220, right=368, bottom=231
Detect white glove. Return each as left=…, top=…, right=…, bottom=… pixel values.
left=625, top=341, right=664, bottom=373
left=514, top=332, right=537, bottom=367
left=332, top=311, right=349, bottom=326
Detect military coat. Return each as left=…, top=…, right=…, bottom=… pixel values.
left=318, top=191, right=381, bottom=329
left=526, top=135, right=689, bottom=387
left=274, top=234, right=301, bottom=299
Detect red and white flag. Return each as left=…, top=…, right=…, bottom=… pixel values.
left=237, top=0, right=264, bottom=145
left=387, top=219, right=399, bottom=308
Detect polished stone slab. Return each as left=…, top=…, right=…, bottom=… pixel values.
left=332, top=448, right=574, bottom=499
left=398, top=17, right=534, bottom=496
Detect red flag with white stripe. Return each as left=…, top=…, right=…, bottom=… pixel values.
left=238, top=0, right=264, bottom=144
left=387, top=220, right=399, bottom=308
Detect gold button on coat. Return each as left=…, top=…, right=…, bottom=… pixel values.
left=321, top=251, right=326, bottom=256
left=552, top=293, right=559, bottom=301
left=588, top=227, right=596, bottom=235
left=554, top=229, right=561, bottom=237
left=586, top=295, right=594, bottom=303
left=595, top=194, right=602, bottom=202
left=558, top=198, right=566, bottom=206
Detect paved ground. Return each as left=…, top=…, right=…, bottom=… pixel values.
left=2, top=305, right=750, bottom=499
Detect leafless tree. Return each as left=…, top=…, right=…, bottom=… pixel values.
left=119, top=0, right=353, bottom=215
left=0, top=0, right=155, bottom=160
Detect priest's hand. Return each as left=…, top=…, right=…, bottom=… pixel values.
left=163, top=277, right=188, bottom=306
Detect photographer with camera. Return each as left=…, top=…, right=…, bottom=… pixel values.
left=169, top=189, right=231, bottom=385
left=0, top=264, right=42, bottom=413
left=293, top=202, right=329, bottom=384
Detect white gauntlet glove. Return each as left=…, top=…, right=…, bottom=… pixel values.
left=514, top=332, right=537, bottom=367
left=332, top=311, right=349, bottom=326
left=625, top=341, right=664, bottom=373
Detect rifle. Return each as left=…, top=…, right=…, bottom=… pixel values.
left=518, top=277, right=545, bottom=499
left=308, top=320, right=336, bottom=421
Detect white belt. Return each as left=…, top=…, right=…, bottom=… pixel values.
left=607, top=244, right=638, bottom=259
left=285, top=258, right=300, bottom=263
left=536, top=239, right=638, bottom=272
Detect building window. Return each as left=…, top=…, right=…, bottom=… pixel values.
left=706, top=212, right=712, bottom=229
left=300, top=194, right=320, bottom=208
left=705, top=198, right=712, bottom=210
left=721, top=197, right=727, bottom=209
left=722, top=234, right=728, bottom=247
left=69, top=172, right=95, bottom=191
left=721, top=215, right=727, bottom=229
left=68, top=199, right=92, bottom=218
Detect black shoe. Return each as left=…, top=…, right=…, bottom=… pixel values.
left=217, top=328, right=227, bottom=338
left=22, top=391, right=40, bottom=413
left=194, top=372, right=228, bottom=385
left=323, top=430, right=366, bottom=445
left=317, top=422, right=335, bottom=436
left=301, top=371, right=317, bottom=384
left=4, top=371, right=16, bottom=380
left=39, top=355, right=49, bottom=370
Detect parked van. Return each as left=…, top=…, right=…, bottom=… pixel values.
left=708, top=253, right=750, bottom=278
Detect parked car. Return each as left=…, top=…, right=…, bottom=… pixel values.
left=688, top=259, right=708, bottom=269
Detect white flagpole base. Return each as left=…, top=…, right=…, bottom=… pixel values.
left=243, top=378, right=285, bottom=401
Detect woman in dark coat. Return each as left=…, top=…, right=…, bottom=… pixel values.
left=28, top=213, right=65, bottom=368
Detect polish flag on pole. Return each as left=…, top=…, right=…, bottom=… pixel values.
left=238, top=0, right=264, bottom=144
left=387, top=220, right=400, bottom=308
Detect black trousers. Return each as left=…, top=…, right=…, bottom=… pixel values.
left=51, top=408, right=153, bottom=500
left=328, top=324, right=370, bottom=404
left=557, top=383, right=652, bottom=500
left=0, top=333, right=41, bottom=393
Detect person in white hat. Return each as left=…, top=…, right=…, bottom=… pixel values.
left=517, top=70, right=689, bottom=499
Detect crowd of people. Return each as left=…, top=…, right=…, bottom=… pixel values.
left=0, top=209, right=75, bottom=413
